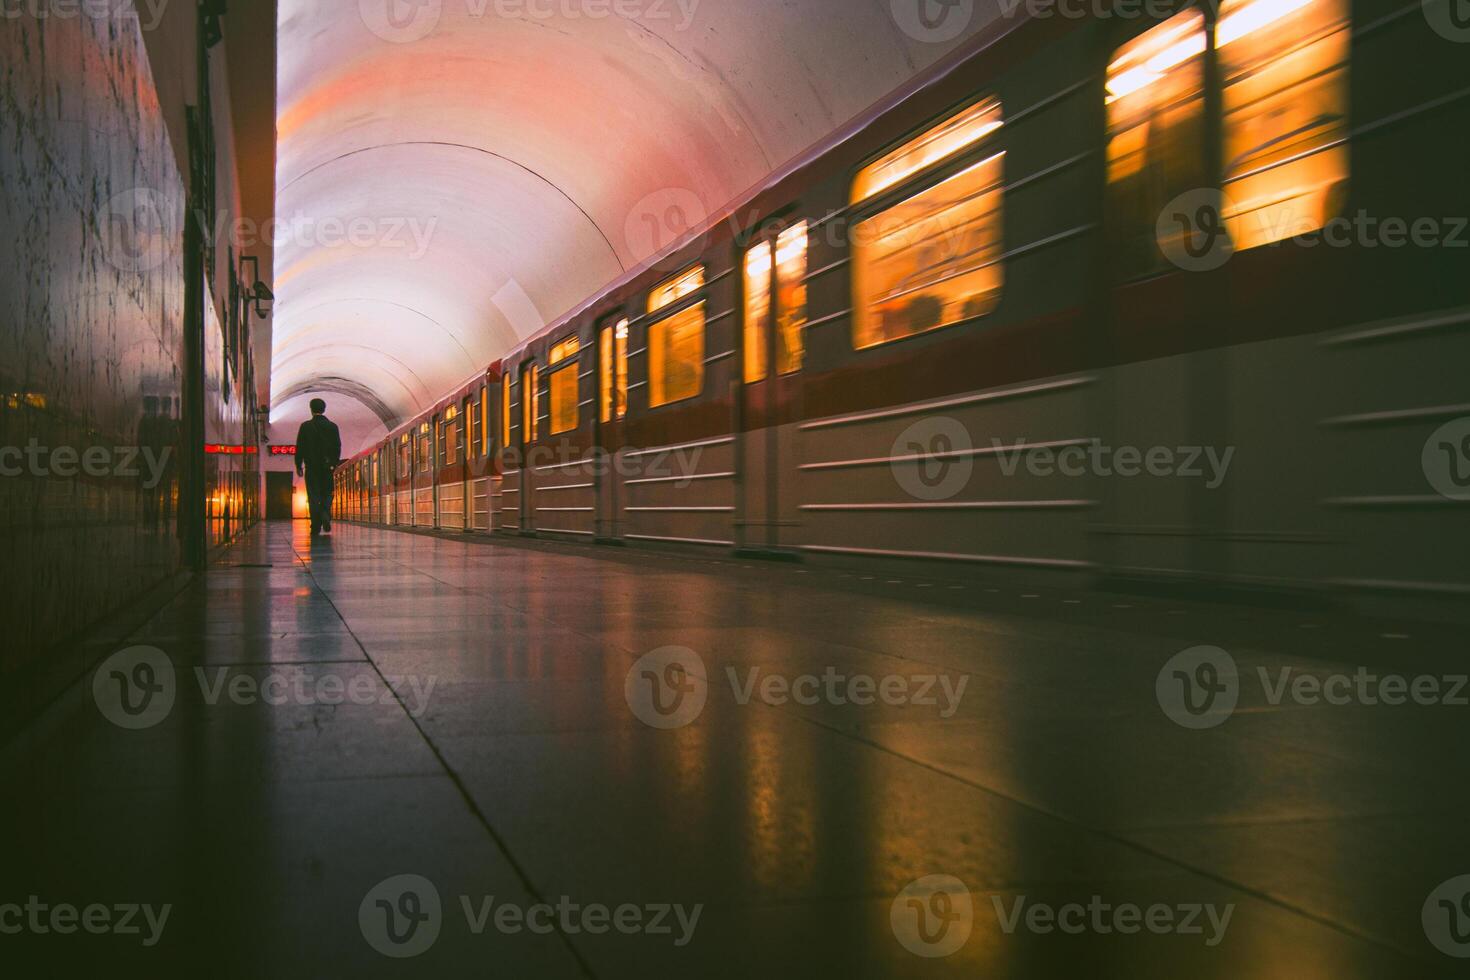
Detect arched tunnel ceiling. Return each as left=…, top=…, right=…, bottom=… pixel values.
left=273, top=0, right=993, bottom=451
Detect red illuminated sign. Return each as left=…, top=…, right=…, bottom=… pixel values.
left=204, top=445, right=259, bottom=455
left=270, top=445, right=297, bottom=456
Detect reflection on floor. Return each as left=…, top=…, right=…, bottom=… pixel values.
left=1, top=521, right=1463, bottom=977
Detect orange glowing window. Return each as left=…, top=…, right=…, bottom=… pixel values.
left=599, top=316, right=629, bottom=423
left=522, top=364, right=539, bottom=443
left=417, top=422, right=431, bottom=473
left=648, top=265, right=705, bottom=314
left=1106, top=11, right=1208, bottom=277
left=852, top=148, right=1005, bottom=350
left=550, top=365, right=578, bottom=435
left=479, top=387, right=490, bottom=455
left=745, top=224, right=809, bottom=381
left=501, top=375, right=512, bottom=449
left=853, top=98, right=1005, bottom=204
left=649, top=304, right=705, bottom=408
left=775, top=223, right=808, bottom=374
left=1219, top=0, right=1350, bottom=249
left=550, top=335, right=581, bottom=365
left=743, top=240, right=772, bottom=383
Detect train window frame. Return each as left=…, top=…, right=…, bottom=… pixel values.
left=418, top=422, right=432, bottom=474
left=849, top=95, right=1006, bottom=352
left=646, top=265, right=707, bottom=410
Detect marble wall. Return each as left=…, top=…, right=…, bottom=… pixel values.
left=0, top=8, right=258, bottom=719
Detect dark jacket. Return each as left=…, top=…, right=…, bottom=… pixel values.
left=295, top=415, right=342, bottom=474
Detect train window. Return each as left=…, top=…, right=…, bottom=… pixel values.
left=649, top=304, right=705, bottom=407
left=775, top=222, right=808, bottom=374
left=443, top=405, right=459, bottom=466
left=648, top=265, right=705, bottom=313
left=523, top=364, right=540, bottom=443
left=550, top=364, right=578, bottom=435
left=418, top=422, right=431, bottom=473
left=1219, top=0, right=1349, bottom=250
left=550, top=335, right=581, bottom=365
left=745, top=223, right=810, bottom=381
left=480, top=386, right=490, bottom=455
left=852, top=98, right=1005, bottom=204
left=398, top=434, right=411, bottom=478
left=648, top=267, right=706, bottom=408
left=1106, top=12, right=1209, bottom=277
left=852, top=128, right=1005, bottom=349
left=501, top=375, right=512, bottom=449
left=468, top=396, right=479, bottom=458
left=743, top=240, right=772, bottom=383
left=599, top=316, right=629, bottom=422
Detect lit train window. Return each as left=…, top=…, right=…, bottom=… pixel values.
left=550, top=335, right=581, bottom=365
left=743, top=240, right=772, bottom=383
left=480, top=386, right=490, bottom=455
left=398, top=434, right=411, bottom=478
left=467, top=398, right=478, bottom=458
left=1106, top=11, right=1208, bottom=278
left=775, top=223, right=808, bottom=374
left=745, top=223, right=809, bottom=382
left=445, top=405, right=460, bottom=466
left=418, top=422, right=431, bottom=473
left=501, top=376, right=512, bottom=448
left=852, top=141, right=1005, bottom=350
left=550, top=364, right=578, bottom=435
left=599, top=316, right=629, bottom=422
left=852, top=98, right=1004, bottom=204
left=649, top=304, right=705, bottom=407
left=648, top=267, right=706, bottom=408
left=1219, top=0, right=1349, bottom=249
left=523, top=364, right=539, bottom=443
left=648, top=265, right=705, bottom=313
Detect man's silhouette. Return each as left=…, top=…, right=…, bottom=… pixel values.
left=295, top=398, right=342, bottom=536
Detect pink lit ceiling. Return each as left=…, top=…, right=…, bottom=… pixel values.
left=272, top=0, right=990, bottom=451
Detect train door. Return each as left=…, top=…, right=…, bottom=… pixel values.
left=594, top=313, right=629, bottom=543
left=738, top=221, right=809, bottom=554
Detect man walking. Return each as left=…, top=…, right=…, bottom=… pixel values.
left=295, top=398, right=342, bottom=536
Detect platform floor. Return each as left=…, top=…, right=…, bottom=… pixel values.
left=1, top=521, right=1464, bottom=977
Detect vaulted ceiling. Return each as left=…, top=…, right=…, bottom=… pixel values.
left=272, top=0, right=990, bottom=451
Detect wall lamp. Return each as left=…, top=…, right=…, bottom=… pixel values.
left=240, top=255, right=274, bottom=319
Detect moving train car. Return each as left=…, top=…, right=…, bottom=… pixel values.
left=337, top=0, right=1469, bottom=617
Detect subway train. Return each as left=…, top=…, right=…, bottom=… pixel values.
left=334, top=0, right=1469, bottom=618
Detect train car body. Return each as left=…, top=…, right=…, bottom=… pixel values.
left=337, top=0, right=1470, bottom=618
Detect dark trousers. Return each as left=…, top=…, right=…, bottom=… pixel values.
left=304, top=465, right=334, bottom=531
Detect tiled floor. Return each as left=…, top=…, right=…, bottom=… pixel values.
left=1, top=521, right=1464, bottom=977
